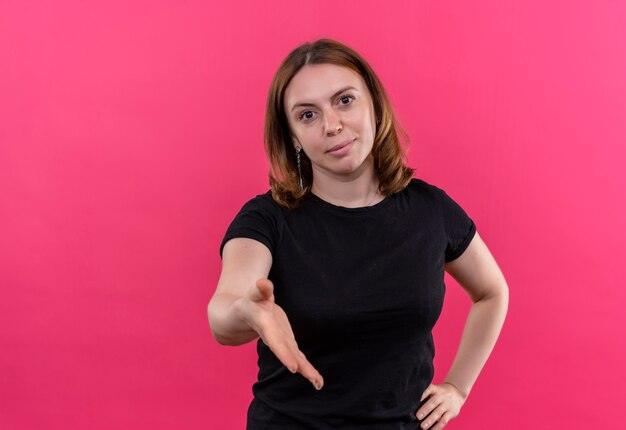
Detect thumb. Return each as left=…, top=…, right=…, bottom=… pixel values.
left=420, top=384, right=434, bottom=402
left=250, top=278, right=274, bottom=302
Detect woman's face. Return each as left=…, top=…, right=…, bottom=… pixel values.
left=284, top=63, right=377, bottom=181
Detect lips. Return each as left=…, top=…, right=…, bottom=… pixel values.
left=327, top=138, right=356, bottom=153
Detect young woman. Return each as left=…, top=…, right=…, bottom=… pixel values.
left=208, top=38, right=508, bottom=430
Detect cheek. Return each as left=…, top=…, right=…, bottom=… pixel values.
left=299, top=138, right=323, bottom=156
left=291, top=127, right=313, bottom=147
left=348, top=108, right=374, bottom=130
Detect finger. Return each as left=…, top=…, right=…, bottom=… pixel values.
left=262, top=330, right=324, bottom=390
left=251, top=285, right=324, bottom=390
left=271, top=306, right=324, bottom=389
left=420, top=384, right=434, bottom=402
left=250, top=279, right=273, bottom=302
left=429, top=411, right=452, bottom=430
left=260, top=325, right=299, bottom=373
left=416, top=396, right=442, bottom=424
left=274, top=305, right=297, bottom=341
left=292, top=347, right=324, bottom=390
left=420, top=404, right=446, bottom=430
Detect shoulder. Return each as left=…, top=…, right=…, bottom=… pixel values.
left=227, top=189, right=286, bottom=234
left=407, top=177, right=466, bottom=201
left=239, top=189, right=276, bottom=207
left=402, top=177, right=447, bottom=202
left=400, top=178, right=472, bottom=221
left=219, top=190, right=285, bottom=257
left=234, top=190, right=284, bottom=216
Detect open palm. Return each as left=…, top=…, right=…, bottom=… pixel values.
left=239, top=278, right=324, bottom=391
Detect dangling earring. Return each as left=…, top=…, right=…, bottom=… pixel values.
left=295, top=146, right=304, bottom=191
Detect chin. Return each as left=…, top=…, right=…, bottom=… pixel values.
left=336, top=160, right=369, bottom=174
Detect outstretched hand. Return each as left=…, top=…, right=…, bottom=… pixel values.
left=416, top=383, right=466, bottom=429
left=237, top=278, right=324, bottom=391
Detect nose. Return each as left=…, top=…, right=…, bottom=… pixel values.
left=323, top=109, right=343, bottom=135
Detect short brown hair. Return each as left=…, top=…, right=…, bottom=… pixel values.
left=264, top=38, right=415, bottom=209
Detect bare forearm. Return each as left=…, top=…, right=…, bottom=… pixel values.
left=207, top=293, right=259, bottom=346
left=443, top=290, right=509, bottom=399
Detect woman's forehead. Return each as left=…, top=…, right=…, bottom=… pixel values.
left=285, top=64, right=367, bottom=107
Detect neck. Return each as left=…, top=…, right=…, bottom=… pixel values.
left=310, top=156, right=382, bottom=208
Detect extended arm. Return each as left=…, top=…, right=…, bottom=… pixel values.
left=208, top=238, right=271, bottom=345
left=207, top=237, right=324, bottom=390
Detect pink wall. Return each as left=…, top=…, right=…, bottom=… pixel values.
left=1, top=1, right=624, bottom=428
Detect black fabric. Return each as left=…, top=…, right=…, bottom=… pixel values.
left=219, top=178, right=476, bottom=429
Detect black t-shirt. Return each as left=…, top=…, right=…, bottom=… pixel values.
left=219, top=177, right=477, bottom=429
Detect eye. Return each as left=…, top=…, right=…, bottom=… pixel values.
left=339, top=95, right=355, bottom=105
left=298, top=111, right=315, bottom=122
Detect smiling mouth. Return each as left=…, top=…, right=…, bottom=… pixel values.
left=327, top=138, right=356, bottom=153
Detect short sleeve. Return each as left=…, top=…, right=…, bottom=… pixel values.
left=219, top=193, right=281, bottom=259
left=437, top=187, right=477, bottom=263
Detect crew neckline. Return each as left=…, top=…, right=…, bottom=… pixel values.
left=306, top=190, right=393, bottom=213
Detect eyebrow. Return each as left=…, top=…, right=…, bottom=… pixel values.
left=290, top=86, right=359, bottom=112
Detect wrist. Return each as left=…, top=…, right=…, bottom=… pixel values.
left=442, top=381, right=468, bottom=400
